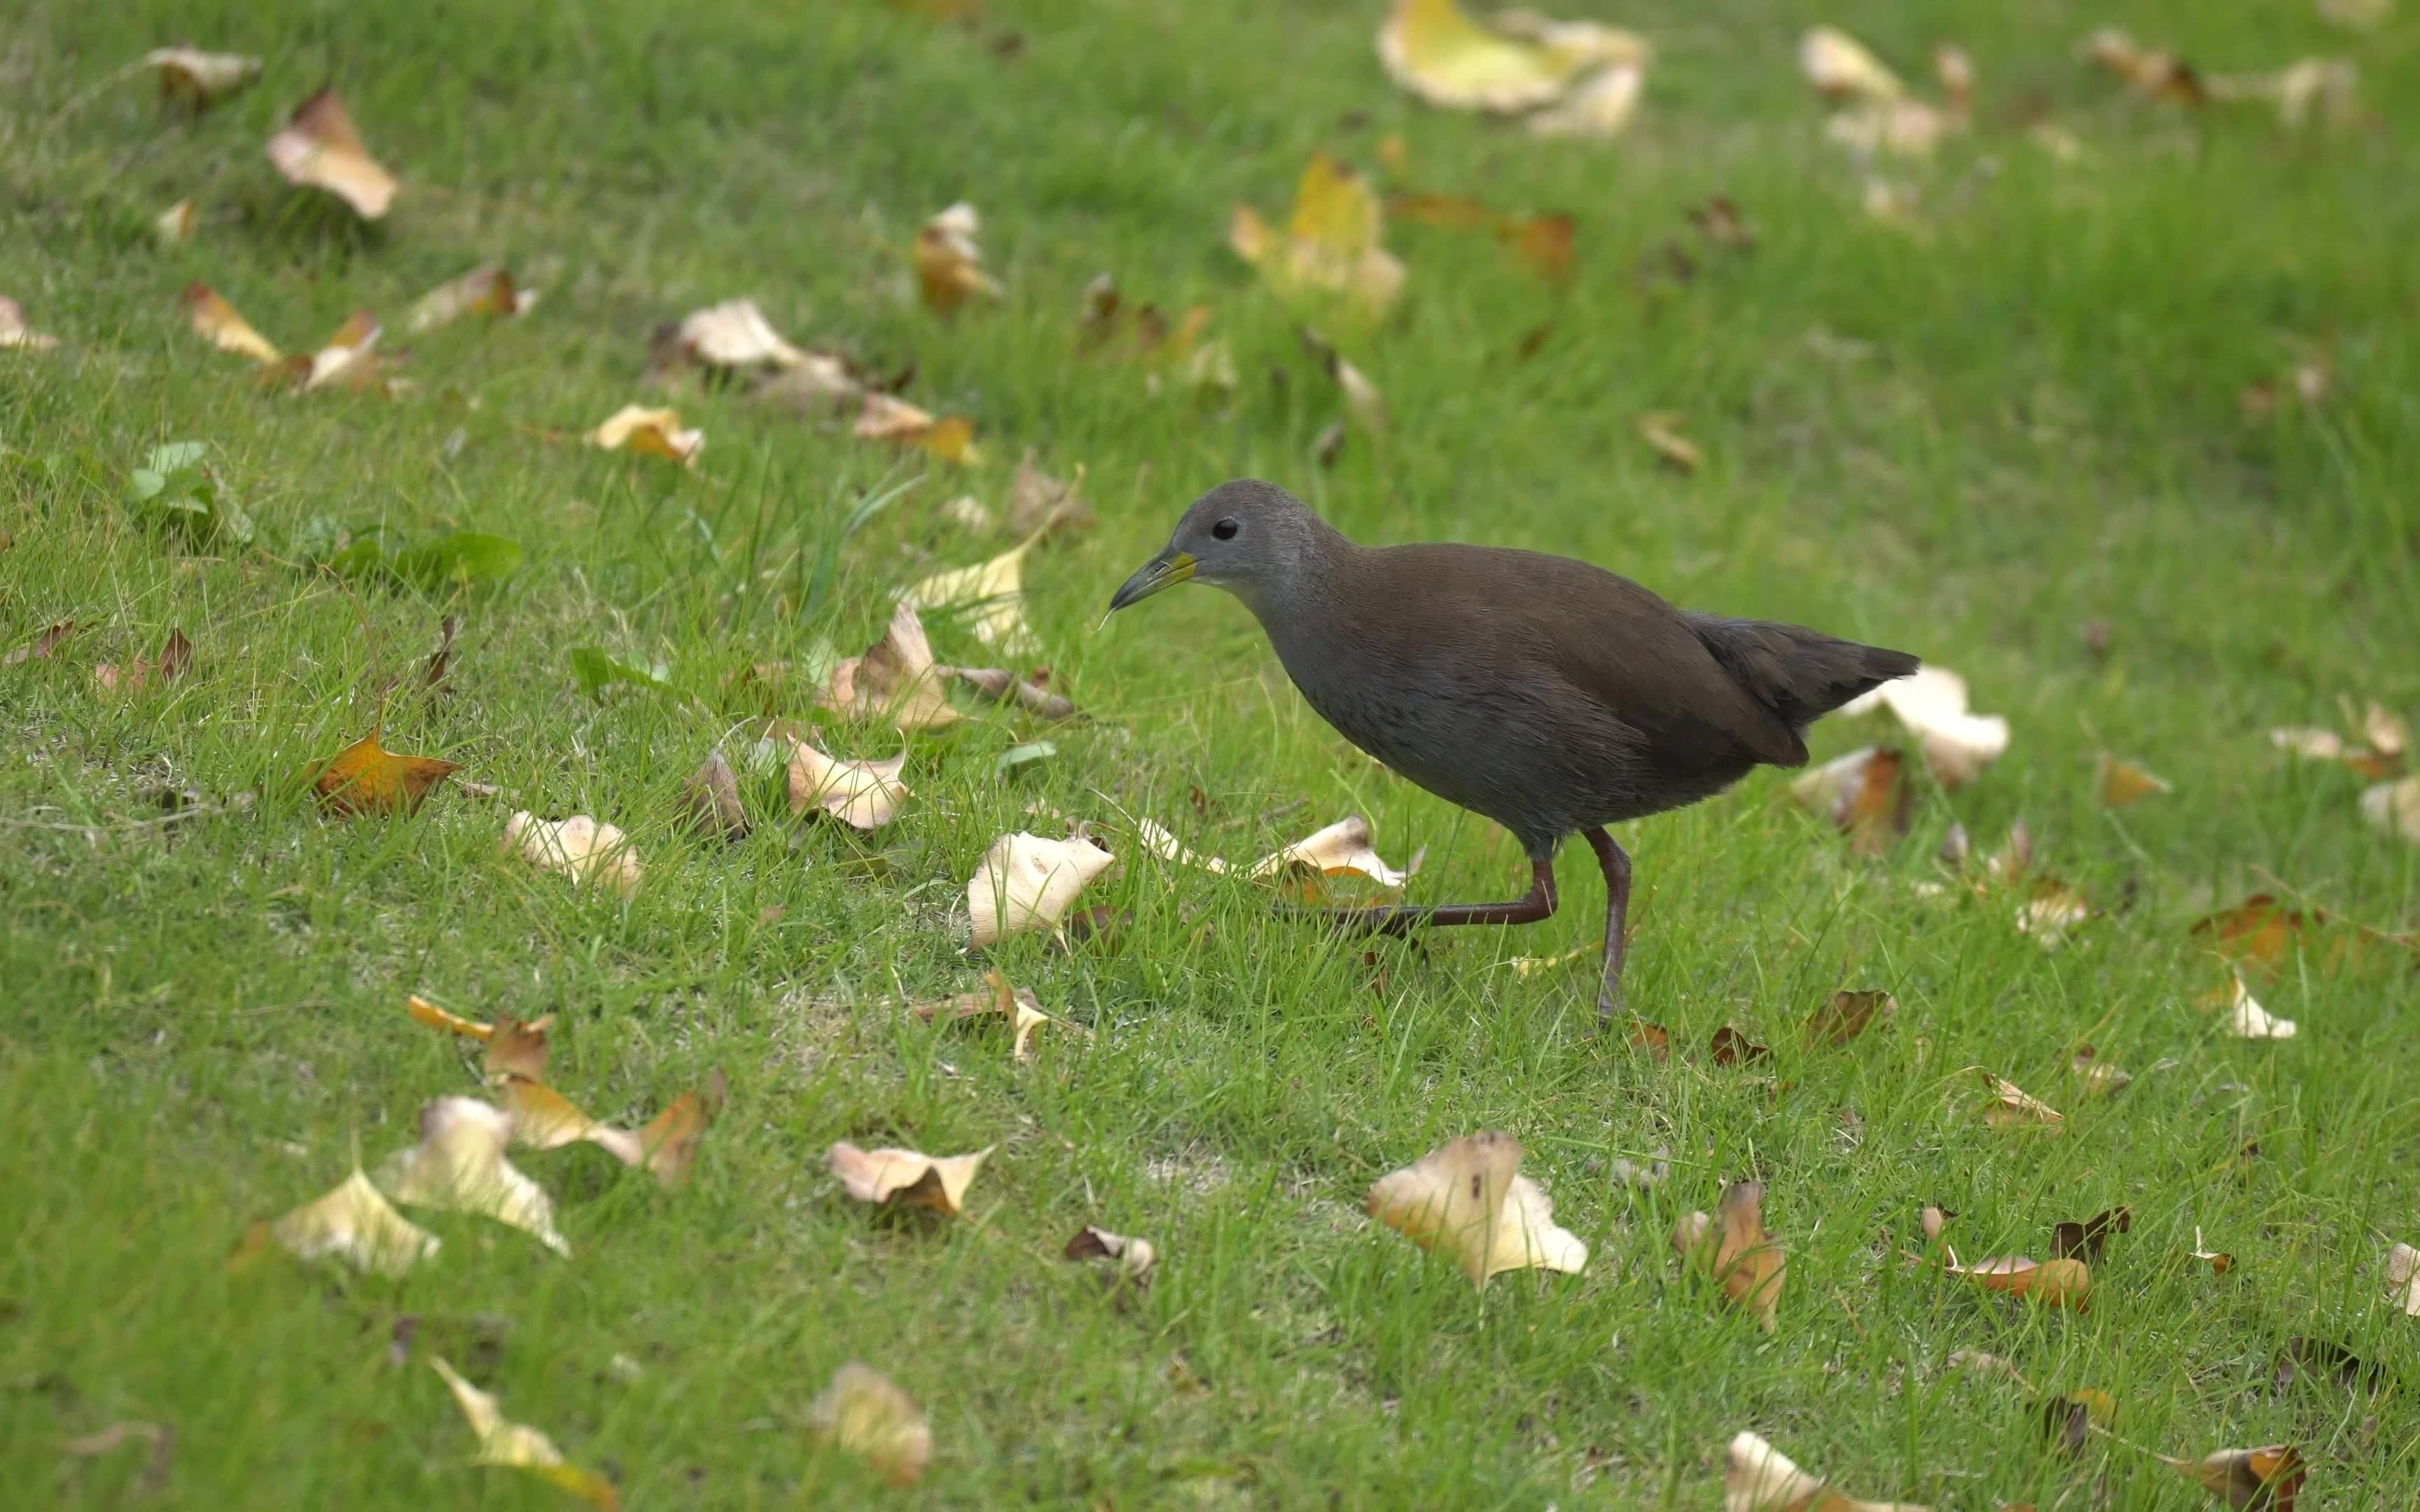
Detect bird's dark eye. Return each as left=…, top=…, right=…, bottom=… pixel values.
left=1211, top=517, right=1240, bottom=541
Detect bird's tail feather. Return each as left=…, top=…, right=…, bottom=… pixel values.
left=1688, top=614, right=1919, bottom=734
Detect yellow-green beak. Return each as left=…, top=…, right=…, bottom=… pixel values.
left=1106, top=550, right=1196, bottom=613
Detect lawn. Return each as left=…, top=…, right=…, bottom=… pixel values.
left=5, top=0, right=2419, bottom=1505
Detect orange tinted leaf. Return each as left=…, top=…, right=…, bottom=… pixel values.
left=1710, top=1026, right=1769, bottom=1066
left=1806, top=988, right=1895, bottom=1048
left=313, top=730, right=459, bottom=817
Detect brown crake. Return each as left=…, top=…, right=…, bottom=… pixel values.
left=1109, top=479, right=1918, bottom=1017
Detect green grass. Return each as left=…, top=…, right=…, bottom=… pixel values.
left=6, top=0, right=2420, bottom=1504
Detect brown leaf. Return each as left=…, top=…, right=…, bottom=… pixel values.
left=828, top=1142, right=992, bottom=1216
left=2049, top=1205, right=2131, bottom=1263
left=1627, top=1018, right=1671, bottom=1061
left=1709, top=1025, right=1769, bottom=1067
left=1920, top=1205, right=1956, bottom=1242
left=914, top=203, right=1003, bottom=312
left=1806, top=988, right=1894, bottom=1048
left=405, top=994, right=557, bottom=1086
left=1945, top=1254, right=2090, bottom=1308
left=2082, top=29, right=2208, bottom=105
left=4, top=620, right=76, bottom=665
left=62, top=1419, right=176, bottom=1494
left=1673, top=1179, right=1786, bottom=1332
left=912, top=968, right=1071, bottom=1063
left=1980, top=1071, right=2064, bottom=1130
left=180, top=281, right=281, bottom=363
left=823, top=601, right=959, bottom=731
left=1064, top=1224, right=1157, bottom=1284
left=94, top=628, right=193, bottom=695
left=2097, top=753, right=2171, bottom=808
left=1688, top=195, right=1755, bottom=249
left=266, top=88, right=398, bottom=219
left=2274, top=1337, right=2375, bottom=1392
left=2188, top=1226, right=2234, bottom=1274
left=679, top=748, right=750, bottom=843
left=589, top=404, right=702, bottom=465
left=423, top=616, right=460, bottom=690
left=809, top=1362, right=931, bottom=1488
left=312, top=729, right=459, bottom=817
left=2157, top=1445, right=2304, bottom=1511
left=1788, top=745, right=1912, bottom=855
left=952, top=666, right=1078, bottom=722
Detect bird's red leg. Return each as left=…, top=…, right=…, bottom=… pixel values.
left=1583, top=827, right=1631, bottom=1019
left=1281, top=858, right=1558, bottom=937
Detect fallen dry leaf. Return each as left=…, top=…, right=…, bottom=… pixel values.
left=1945, top=1254, right=2090, bottom=1308
left=809, top=1362, right=932, bottom=1488
left=900, top=528, right=1045, bottom=654
left=967, top=830, right=1115, bottom=946
left=155, top=197, right=198, bottom=246
left=280, top=310, right=387, bottom=393
left=589, top=404, right=703, bottom=465
left=1674, top=1180, right=1786, bottom=1332
left=1920, top=1205, right=1955, bottom=1242
left=915, top=202, right=1003, bottom=312
left=377, top=1097, right=570, bottom=1256
left=1365, top=1131, right=1587, bottom=1287
left=1981, top=1072, right=2063, bottom=1130
left=405, top=995, right=555, bottom=1082
left=1787, top=744, right=1912, bottom=855
left=2015, top=877, right=2090, bottom=949
left=1724, top=1429, right=1927, bottom=1511
left=823, top=601, right=960, bottom=732
left=2099, top=754, right=2171, bottom=808
left=429, top=1357, right=619, bottom=1509
left=1300, top=327, right=1389, bottom=435
left=665, top=297, right=821, bottom=377
left=2082, top=29, right=2207, bottom=104
left=1526, top=59, right=1647, bottom=139
left=2363, top=776, right=2420, bottom=844
left=788, top=740, right=910, bottom=830
left=2156, top=1445, right=2304, bottom=1511
left=1709, top=1026, right=1771, bottom=1068
left=0, top=295, right=57, bottom=351
left=141, top=46, right=260, bottom=106
left=2209, top=57, right=2358, bottom=130
left=1806, top=988, right=1894, bottom=1048
left=952, top=666, right=1078, bottom=722
left=913, top=968, right=1071, bottom=1063
left=1634, top=412, right=1702, bottom=472
left=253, top=1166, right=440, bottom=1278
left=181, top=281, right=281, bottom=363
left=4, top=621, right=76, bottom=665
left=1006, top=450, right=1092, bottom=538
left=93, top=629, right=193, bottom=695
left=679, top=748, right=750, bottom=843
left=2189, top=1227, right=2235, bottom=1274
left=1839, top=666, right=2008, bottom=790
left=1246, top=814, right=1414, bottom=888
left=2384, top=1241, right=2420, bottom=1315
left=313, top=729, right=459, bottom=818
left=1628, top=1017, right=1673, bottom=1060
left=1230, top=153, right=1406, bottom=318
left=267, top=88, right=397, bottom=219
left=1800, top=24, right=1903, bottom=102
left=2050, top=1206, right=2131, bottom=1263
left=407, top=264, right=538, bottom=332
left=2213, top=975, right=2297, bottom=1040
left=1064, top=1224, right=1157, bottom=1284
left=500, top=1070, right=724, bottom=1189
left=502, top=813, right=642, bottom=897
left=2071, top=1044, right=2131, bottom=1097
left=1378, top=0, right=1608, bottom=112
left=853, top=393, right=978, bottom=462
left=828, top=1142, right=992, bottom=1217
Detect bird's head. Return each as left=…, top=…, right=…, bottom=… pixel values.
left=1106, top=478, right=1333, bottom=617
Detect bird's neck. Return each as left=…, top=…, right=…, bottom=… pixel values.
left=1230, top=536, right=1361, bottom=662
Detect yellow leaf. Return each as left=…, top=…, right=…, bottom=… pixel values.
left=913, top=969, right=1076, bottom=1064
left=809, top=1362, right=932, bottom=1488
left=900, top=527, right=1047, bottom=654
left=1230, top=154, right=1406, bottom=318
left=827, top=1142, right=993, bottom=1217
left=589, top=403, right=703, bottom=464
left=181, top=281, right=281, bottom=363
left=966, top=830, right=1115, bottom=946
left=312, top=729, right=459, bottom=817
left=266, top=88, right=398, bottom=219
left=1800, top=24, right=1905, bottom=102
left=1636, top=411, right=1703, bottom=472
left=914, top=202, right=1003, bottom=312
left=377, top=1097, right=569, bottom=1256
left=2096, top=753, right=2171, bottom=808
left=256, top=1167, right=440, bottom=1277
left=499, top=1071, right=724, bottom=1189
left=1526, top=59, right=1647, bottom=139
left=1377, top=0, right=1639, bottom=113
left=852, top=392, right=980, bottom=463
left=1980, top=1071, right=2064, bottom=1130
left=2155, top=1445, right=2304, bottom=1508
left=155, top=197, right=198, bottom=246
left=429, top=1357, right=620, bottom=1509
left=501, top=812, right=643, bottom=896
left=407, top=264, right=538, bottom=332
left=1365, top=1131, right=1587, bottom=1287
left=141, top=46, right=260, bottom=107
left=2363, top=774, right=2420, bottom=844
left=1671, top=1180, right=1786, bottom=1331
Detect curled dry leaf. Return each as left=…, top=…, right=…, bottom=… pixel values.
left=1365, top=1131, right=1587, bottom=1288
left=1709, top=1026, right=1770, bottom=1067
left=901, top=528, right=1045, bottom=654
left=1635, top=412, right=1702, bottom=472
left=1806, top=988, right=1894, bottom=1048
left=2271, top=699, right=2406, bottom=778
left=1945, top=1348, right=2022, bottom=1382
left=679, top=748, right=750, bottom=843
left=0, top=296, right=57, bottom=351
left=155, top=197, right=198, bottom=246
left=2071, top=1044, right=2131, bottom=1097
left=407, top=265, right=538, bottom=332
left=376, top=1097, right=570, bottom=1256
left=1064, top=1224, right=1157, bottom=1284
left=1006, top=449, right=1092, bottom=538
left=1838, top=666, right=2008, bottom=790
left=2384, top=1241, right=2420, bottom=1315
left=1945, top=1254, right=2090, bottom=1308
left=827, top=1142, right=992, bottom=1217
left=266, top=88, right=398, bottom=220
left=313, top=729, right=459, bottom=818
left=1673, top=1180, right=1786, bottom=1332
left=809, top=1362, right=932, bottom=1489
left=2082, top=29, right=2207, bottom=104
left=913, top=969, right=1071, bottom=1063
left=2098, top=754, right=2171, bottom=808
left=966, top=830, right=1115, bottom=946
left=1980, top=1072, right=2063, bottom=1130
left=1299, top=327, right=1388, bottom=435
left=666, top=297, right=819, bottom=375
left=405, top=994, right=554, bottom=1082
left=1725, top=1430, right=1927, bottom=1511
left=1526, top=59, right=1646, bottom=139
left=2156, top=1445, right=2304, bottom=1511
left=1800, top=25, right=1903, bottom=102
left=788, top=740, right=910, bottom=831
left=1230, top=153, right=1406, bottom=318
left=3, top=621, right=76, bottom=665
left=2362, top=776, right=2420, bottom=845
left=2050, top=1206, right=2131, bottom=1263
left=182, top=281, right=281, bottom=363
left=94, top=629, right=193, bottom=695
left=2215, top=976, right=2297, bottom=1040
left=853, top=392, right=978, bottom=462
left=952, top=666, right=1078, bottom=723
left=255, top=1167, right=440, bottom=1278
left=429, top=1357, right=620, bottom=1510
left=824, top=601, right=959, bottom=732
left=141, top=46, right=262, bottom=106
left=2188, top=1227, right=2234, bottom=1274
left=502, top=813, right=642, bottom=897
left=589, top=404, right=703, bottom=465
left=2208, top=57, right=2359, bottom=130
left=2015, top=878, right=2090, bottom=949
left=499, top=1070, right=725, bottom=1189
left=1629, top=1017, right=1672, bottom=1061
left=1788, top=745, right=1912, bottom=855
left=1379, top=0, right=1604, bottom=113
left=1246, top=814, right=1414, bottom=888
left=1920, top=1205, right=1954, bottom=1242
left=915, top=203, right=1003, bottom=312
left=279, top=311, right=387, bottom=393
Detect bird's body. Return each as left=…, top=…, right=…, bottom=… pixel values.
left=1111, top=480, right=1917, bottom=1016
